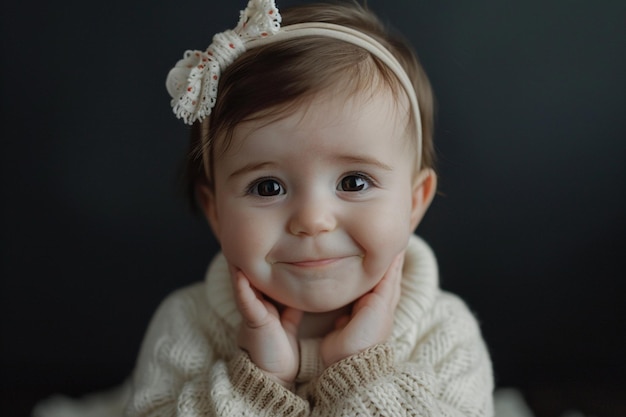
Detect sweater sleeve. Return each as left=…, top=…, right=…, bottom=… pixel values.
left=124, top=285, right=309, bottom=417
left=309, top=296, right=494, bottom=417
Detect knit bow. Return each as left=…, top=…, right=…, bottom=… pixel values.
left=166, top=0, right=281, bottom=124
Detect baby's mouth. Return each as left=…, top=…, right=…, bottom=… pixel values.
left=277, top=255, right=360, bottom=268
left=287, top=258, right=344, bottom=267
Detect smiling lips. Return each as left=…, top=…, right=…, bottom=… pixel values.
left=280, top=255, right=358, bottom=268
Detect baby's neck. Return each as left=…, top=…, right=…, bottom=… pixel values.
left=297, top=305, right=353, bottom=339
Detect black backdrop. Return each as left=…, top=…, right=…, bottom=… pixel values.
left=1, top=1, right=625, bottom=416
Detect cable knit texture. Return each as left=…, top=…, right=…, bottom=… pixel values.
left=33, top=235, right=493, bottom=417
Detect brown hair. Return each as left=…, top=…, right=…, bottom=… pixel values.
left=183, top=1, right=435, bottom=208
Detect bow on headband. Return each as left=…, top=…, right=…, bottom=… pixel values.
left=166, top=0, right=281, bottom=124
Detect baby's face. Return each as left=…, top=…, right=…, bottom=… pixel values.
left=208, top=90, right=418, bottom=313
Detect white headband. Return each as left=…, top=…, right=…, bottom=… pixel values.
left=166, top=0, right=423, bottom=168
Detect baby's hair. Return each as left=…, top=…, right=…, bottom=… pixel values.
left=183, top=1, right=435, bottom=209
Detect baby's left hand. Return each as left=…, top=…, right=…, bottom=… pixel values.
left=320, top=252, right=404, bottom=367
left=231, top=267, right=302, bottom=387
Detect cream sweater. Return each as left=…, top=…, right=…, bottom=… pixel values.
left=34, top=236, right=494, bottom=417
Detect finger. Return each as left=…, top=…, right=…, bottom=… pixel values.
left=234, top=272, right=270, bottom=326
left=374, top=253, right=403, bottom=301
left=229, top=264, right=261, bottom=293
left=390, top=252, right=404, bottom=309
left=231, top=267, right=267, bottom=306
left=228, top=264, right=240, bottom=284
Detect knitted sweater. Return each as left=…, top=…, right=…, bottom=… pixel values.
left=126, top=235, right=493, bottom=416
left=34, top=235, right=494, bottom=417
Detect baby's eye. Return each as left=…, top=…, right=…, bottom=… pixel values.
left=249, top=178, right=285, bottom=197
left=338, top=174, right=371, bottom=192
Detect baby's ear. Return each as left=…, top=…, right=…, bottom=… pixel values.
left=196, top=184, right=221, bottom=240
left=410, top=169, right=437, bottom=230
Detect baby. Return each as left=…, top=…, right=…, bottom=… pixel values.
left=34, top=1, right=494, bottom=416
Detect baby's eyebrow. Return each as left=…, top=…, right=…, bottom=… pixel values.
left=228, top=161, right=278, bottom=180
left=335, top=155, right=393, bottom=171
left=227, top=155, right=392, bottom=180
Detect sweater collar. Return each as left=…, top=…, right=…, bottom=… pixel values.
left=392, top=235, right=439, bottom=340
left=204, top=234, right=439, bottom=336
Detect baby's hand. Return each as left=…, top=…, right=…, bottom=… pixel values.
left=231, top=268, right=302, bottom=387
left=320, top=252, right=403, bottom=367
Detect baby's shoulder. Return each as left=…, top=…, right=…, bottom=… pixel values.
left=428, top=290, right=485, bottom=340
left=145, top=282, right=214, bottom=335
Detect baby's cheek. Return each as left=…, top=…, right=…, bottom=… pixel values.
left=361, top=216, right=412, bottom=276
left=220, top=234, right=256, bottom=275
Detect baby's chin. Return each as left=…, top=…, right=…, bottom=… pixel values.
left=266, top=273, right=384, bottom=313
left=278, top=294, right=362, bottom=314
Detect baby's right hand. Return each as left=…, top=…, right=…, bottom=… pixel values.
left=231, top=268, right=302, bottom=388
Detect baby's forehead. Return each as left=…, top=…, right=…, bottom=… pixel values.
left=233, top=86, right=411, bottom=140
left=209, top=84, right=420, bottom=183
left=215, top=88, right=413, bottom=167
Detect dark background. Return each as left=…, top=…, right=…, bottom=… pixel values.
left=1, top=0, right=625, bottom=416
